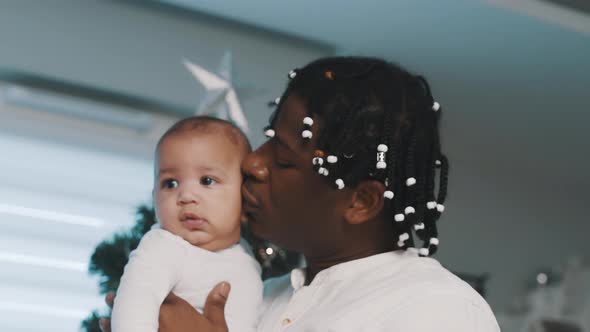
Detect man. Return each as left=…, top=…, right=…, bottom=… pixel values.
left=102, top=56, right=499, bottom=332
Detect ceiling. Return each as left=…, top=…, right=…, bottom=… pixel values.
left=156, top=0, right=590, bottom=71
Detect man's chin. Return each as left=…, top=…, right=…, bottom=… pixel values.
left=247, top=219, right=272, bottom=241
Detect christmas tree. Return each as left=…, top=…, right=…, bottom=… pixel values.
left=81, top=205, right=301, bottom=332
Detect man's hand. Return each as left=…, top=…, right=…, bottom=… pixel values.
left=98, top=282, right=231, bottom=332
left=159, top=282, right=230, bottom=332
left=99, top=293, right=116, bottom=332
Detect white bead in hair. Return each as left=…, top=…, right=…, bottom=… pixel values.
left=327, top=155, right=338, bottom=163
left=264, top=129, right=275, bottom=138
left=397, top=233, right=410, bottom=248
left=335, top=179, right=345, bottom=190
left=376, top=151, right=386, bottom=169
left=377, top=144, right=388, bottom=152
left=429, top=238, right=439, bottom=246
left=303, top=117, right=314, bottom=126
left=318, top=167, right=329, bottom=176
left=288, top=69, right=297, bottom=79
left=414, top=222, right=425, bottom=231
left=302, top=130, right=313, bottom=139
left=312, top=157, right=324, bottom=166
left=426, top=201, right=437, bottom=210
left=435, top=159, right=442, bottom=166
left=404, top=206, right=415, bottom=215
left=383, top=190, right=394, bottom=199
left=436, top=204, right=445, bottom=212
left=406, top=177, right=417, bottom=186
left=394, top=214, right=405, bottom=222
left=419, top=248, right=430, bottom=256
left=397, top=233, right=409, bottom=247
left=432, top=101, right=440, bottom=112
left=274, top=97, right=281, bottom=105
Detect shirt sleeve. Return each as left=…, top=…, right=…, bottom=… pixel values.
left=382, top=292, right=501, bottom=332
left=111, top=229, right=185, bottom=332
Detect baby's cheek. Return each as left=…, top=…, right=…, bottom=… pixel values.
left=222, top=193, right=243, bottom=225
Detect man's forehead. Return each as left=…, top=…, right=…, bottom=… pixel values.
left=276, top=97, right=303, bottom=127
left=272, top=95, right=321, bottom=149
left=274, top=95, right=320, bottom=147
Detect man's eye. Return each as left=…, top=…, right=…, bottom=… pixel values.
left=276, top=161, right=295, bottom=169
left=200, top=176, right=217, bottom=186
left=162, top=179, right=179, bottom=189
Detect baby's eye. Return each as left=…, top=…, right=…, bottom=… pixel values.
left=162, top=179, right=179, bottom=189
left=200, top=176, right=217, bottom=186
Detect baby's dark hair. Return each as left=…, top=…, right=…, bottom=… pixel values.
left=272, top=57, right=448, bottom=256
left=157, top=115, right=252, bottom=155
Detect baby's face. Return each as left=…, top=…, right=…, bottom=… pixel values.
left=154, top=132, right=243, bottom=251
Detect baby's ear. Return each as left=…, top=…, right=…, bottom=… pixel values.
left=343, top=180, right=385, bottom=225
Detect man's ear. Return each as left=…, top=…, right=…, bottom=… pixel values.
left=344, top=180, right=385, bottom=225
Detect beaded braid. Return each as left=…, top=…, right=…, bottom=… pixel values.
left=421, top=110, right=438, bottom=243
left=311, top=69, right=382, bottom=190
left=381, top=120, right=412, bottom=248
left=320, top=98, right=366, bottom=189
left=415, top=76, right=447, bottom=256
left=426, top=154, right=448, bottom=254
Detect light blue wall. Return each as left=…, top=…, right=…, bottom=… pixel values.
left=0, top=0, right=332, bottom=148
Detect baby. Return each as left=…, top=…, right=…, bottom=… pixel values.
left=111, top=116, right=262, bottom=332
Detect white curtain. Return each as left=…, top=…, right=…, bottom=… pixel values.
left=0, top=130, right=153, bottom=331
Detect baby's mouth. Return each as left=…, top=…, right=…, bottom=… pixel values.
left=180, top=212, right=208, bottom=229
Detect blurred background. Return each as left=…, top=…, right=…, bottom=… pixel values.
left=0, top=0, right=589, bottom=331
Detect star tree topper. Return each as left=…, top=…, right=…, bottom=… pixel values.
left=183, top=51, right=249, bottom=133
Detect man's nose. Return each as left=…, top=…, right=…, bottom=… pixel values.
left=242, top=150, right=269, bottom=182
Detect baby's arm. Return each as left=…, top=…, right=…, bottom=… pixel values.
left=224, top=260, right=264, bottom=332
left=111, top=229, right=184, bottom=332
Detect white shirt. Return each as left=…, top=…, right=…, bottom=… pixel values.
left=259, top=248, right=500, bottom=332
left=111, top=228, right=262, bottom=332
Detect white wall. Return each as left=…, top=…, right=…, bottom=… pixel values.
left=432, top=81, right=590, bottom=311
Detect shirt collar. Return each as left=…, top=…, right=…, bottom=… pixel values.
left=289, top=248, right=420, bottom=290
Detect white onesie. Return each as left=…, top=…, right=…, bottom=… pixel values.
left=111, top=228, right=263, bottom=332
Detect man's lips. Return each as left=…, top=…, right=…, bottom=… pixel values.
left=241, top=186, right=259, bottom=210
